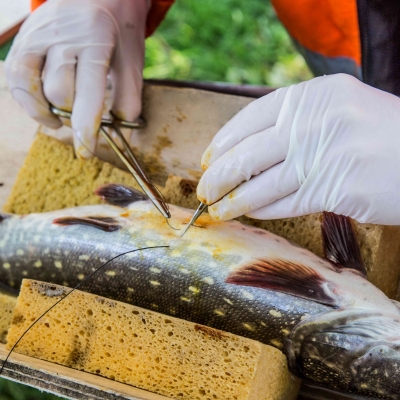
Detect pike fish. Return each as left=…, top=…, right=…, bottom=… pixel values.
left=0, top=184, right=400, bottom=399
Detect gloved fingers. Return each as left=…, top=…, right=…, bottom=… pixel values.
left=71, top=45, right=113, bottom=159
left=43, top=45, right=77, bottom=111
left=245, top=190, right=314, bottom=220
left=207, top=162, right=300, bottom=221
left=4, top=52, right=62, bottom=129
left=197, top=126, right=287, bottom=205
left=110, top=63, right=143, bottom=120
left=108, top=67, right=142, bottom=147
left=201, top=86, right=290, bottom=170
left=109, top=46, right=145, bottom=148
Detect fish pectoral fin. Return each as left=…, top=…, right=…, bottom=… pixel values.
left=53, top=216, right=121, bottom=232
left=321, top=212, right=367, bottom=277
left=226, top=258, right=337, bottom=306
left=95, top=184, right=148, bottom=207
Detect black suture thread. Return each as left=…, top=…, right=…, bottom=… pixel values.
left=166, top=218, right=180, bottom=231
left=0, top=245, right=169, bottom=375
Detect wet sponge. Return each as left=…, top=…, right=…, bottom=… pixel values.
left=7, top=280, right=300, bottom=400
left=0, top=291, right=17, bottom=343
left=2, top=133, right=143, bottom=214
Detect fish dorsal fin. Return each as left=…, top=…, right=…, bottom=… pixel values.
left=95, top=184, right=148, bottom=207
left=53, top=216, right=121, bottom=232
left=321, top=212, right=366, bottom=277
left=226, top=259, right=337, bottom=306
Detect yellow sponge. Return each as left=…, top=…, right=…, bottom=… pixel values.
left=7, top=280, right=300, bottom=400
left=0, top=291, right=17, bottom=343
left=3, top=133, right=143, bottom=214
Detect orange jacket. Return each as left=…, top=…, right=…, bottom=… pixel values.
left=272, top=0, right=360, bottom=67
left=31, top=0, right=174, bottom=37
left=273, top=0, right=400, bottom=96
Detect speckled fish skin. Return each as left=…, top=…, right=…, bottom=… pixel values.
left=1, top=199, right=400, bottom=399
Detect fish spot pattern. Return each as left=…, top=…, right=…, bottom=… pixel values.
left=242, top=323, right=256, bottom=332
left=241, top=290, right=255, bottom=300
left=269, top=310, right=282, bottom=318
left=189, top=286, right=200, bottom=294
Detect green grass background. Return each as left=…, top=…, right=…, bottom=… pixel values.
left=0, top=1, right=311, bottom=398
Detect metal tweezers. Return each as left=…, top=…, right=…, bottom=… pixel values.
left=180, top=202, right=208, bottom=236
left=51, top=105, right=171, bottom=219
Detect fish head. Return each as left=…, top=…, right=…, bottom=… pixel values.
left=295, top=312, right=400, bottom=399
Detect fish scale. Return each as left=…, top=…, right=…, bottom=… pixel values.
left=1, top=186, right=400, bottom=398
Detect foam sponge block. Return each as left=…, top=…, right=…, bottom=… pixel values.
left=7, top=280, right=300, bottom=400
left=0, top=291, right=17, bottom=343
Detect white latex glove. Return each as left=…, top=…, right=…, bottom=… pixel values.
left=198, top=74, right=400, bottom=225
left=5, top=0, right=149, bottom=159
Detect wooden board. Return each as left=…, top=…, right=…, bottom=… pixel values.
left=0, top=344, right=169, bottom=400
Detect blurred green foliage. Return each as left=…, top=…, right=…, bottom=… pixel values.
left=0, top=0, right=311, bottom=84
left=144, top=0, right=312, bottom=86
left=0, top=0, right=311, bottom=398
left=0, top=39, right=13, bottom=61
left=0, top=378, right=63, bottom=400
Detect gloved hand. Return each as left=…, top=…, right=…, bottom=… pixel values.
left=5, top=0, right=149, bottom=159
left=198, top=74, right=400, bottom=225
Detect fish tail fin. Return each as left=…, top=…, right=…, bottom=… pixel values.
left=321, top=212, right=366, bottom=277
left=95, top=184, right=148, bottom=207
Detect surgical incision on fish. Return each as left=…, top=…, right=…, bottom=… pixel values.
left=0, top=184, right=400, bottom=399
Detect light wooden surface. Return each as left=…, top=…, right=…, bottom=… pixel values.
left=0, top=344, right=169, bottom=400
